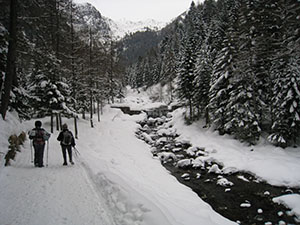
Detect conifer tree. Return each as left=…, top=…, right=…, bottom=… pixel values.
left=209, top=26, right=237, bottom=134
left=177, top=35, right=197, bottom=121
left=0, top=23, right=8, bottom=99
left=268, top=0, right=300, bottom=147
left=0, top=0, right=17, bottom=119
left=193, top=38, right=212, bottom=123
left=224, top=0, right=262, bottom=143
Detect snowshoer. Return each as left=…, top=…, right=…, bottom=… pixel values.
left=28, top=120, right=51, bottom=167
left=57, top=123, right=75, bottom=166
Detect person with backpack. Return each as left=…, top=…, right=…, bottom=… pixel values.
left=57, top=123, right=75, bottom=166
left=28, top=120, right=51, bottom=167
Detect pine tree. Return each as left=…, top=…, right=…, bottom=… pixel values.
left=177, top=35, right=197, bottom=121
left=28, top=50, right=74, bottom=118
left=269, top=58, right=300, bottom=147
left=0, top=23, right=8, bottom=97
left=209, top=26, right=238, bottom=134
left=0, top=0, right=17, bottom=119
left=224, top=0, right=263, bottom=143
left=159, top=34, right=178, bottom=103
left=193, top=38, right=212, bottom=123
left=268, top=0, right=300, bottom=147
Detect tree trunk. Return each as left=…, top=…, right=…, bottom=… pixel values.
left=55, top=0, right=60, bottom=58
left=90, top=90, right=93, bottom=128
left=205, top=106, right=210, bottom=128
left=169, top=80, right=173, bottom=103
left=189, top=99, right=193, bottom=121
left=100, top=100, right=103, bottom=115
left=0, top=0, right=17, bottom=119
left=74, top=116, right=78, bottom=139
left=56, top=113, right=59, bottom=130
left=97, top=99, right=100, bottom=122
left=58, top=113, right=62, bottom=129
left=51, top=113, right=54, bottom=133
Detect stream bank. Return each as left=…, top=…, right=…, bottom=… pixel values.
left=136, top=112, right=300, bottom=225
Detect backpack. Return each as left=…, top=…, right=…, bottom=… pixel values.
left=34, top=128, right=45, bottom=145
left=62, top=131, right=72, bottom=145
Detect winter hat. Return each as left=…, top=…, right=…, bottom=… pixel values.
left=62, top=123, right=68, bottom=130
left=35, top=120, right=42, bottom=128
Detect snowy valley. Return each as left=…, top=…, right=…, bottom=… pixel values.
left=1, top=87, right=300, bottom=225
left=1, top=0, right=300, bottom=225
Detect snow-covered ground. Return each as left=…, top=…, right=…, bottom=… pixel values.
left=0, top=87, right=300, bottom=225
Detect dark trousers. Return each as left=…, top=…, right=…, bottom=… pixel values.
left=61, top=145, right=72, bottom=163
left=34, top=144, right=45, bottom=167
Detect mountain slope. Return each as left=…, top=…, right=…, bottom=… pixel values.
left=73, top=2, right=167, bottom=41
left=107, top=18, right=166, bottom=39
left=73, top=3, right=112, bottom=42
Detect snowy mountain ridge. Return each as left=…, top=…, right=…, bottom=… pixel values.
left=73, top=3, right=111, bottom=43
left=74, top=2, right=166, bottom=41
left=106, top=17, right=167, bottom=40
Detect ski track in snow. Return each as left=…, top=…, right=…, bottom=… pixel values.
left=0, top=139, right=116, bottom=225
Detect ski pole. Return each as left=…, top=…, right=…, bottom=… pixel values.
left=74, top=147, right=80, bottom=155
left=73, top=147, right=80, bottom=157
left=30, top=140, right=33, bottom=163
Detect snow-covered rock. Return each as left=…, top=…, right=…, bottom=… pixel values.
left=217, top=178, right=234, bottom=187
left=181, top=173, right=190, bottom=180
left=208, top=164, right=222, bottom=174
left=192, top=157, right=205, bottom=169
left=237, top=175, right=250, bottom=182
left=141, top=132, right=153, bottom=144
left=273, top=194, right=300, bottom=220
left=157, top=152, right=177, bottom=163
left=177, top=159, right=193, bottom=168
left=172, top=147, right=182, bottom=153
left=240, top=202, right=251, bottom=208
left=186, top=146, right=199, bottom=157
left=222, top=167, right=239, bottom=175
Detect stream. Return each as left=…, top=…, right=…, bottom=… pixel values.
left=135, top=111, right=300, bottom=225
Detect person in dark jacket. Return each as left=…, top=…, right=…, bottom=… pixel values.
left=57, top=123, right=75, bottom=166
left=28, top=120, right=51, bottom=167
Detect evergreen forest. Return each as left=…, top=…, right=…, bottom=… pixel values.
left=124, top=0, right=300, bottom=148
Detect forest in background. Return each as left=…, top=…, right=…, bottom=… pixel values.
left=1, top=0, right=300, bottom=148
left=124, top=0, right=300, bottom=148
left=0, top=0, right=124, bottom=132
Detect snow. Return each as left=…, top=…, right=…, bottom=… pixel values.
left=273, top=194, right=300, bottom=220
left=106, top=18, right=166, bottom=40
left=208, top=164, right=222, bottom=174
left=217, top=178, right=234, bottom=187
left=1, top=87, right=300, bottom=225
left=171, top=107, right=300, bottom=188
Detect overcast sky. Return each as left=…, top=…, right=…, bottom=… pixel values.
left=74, top=0, right=195, bottom=22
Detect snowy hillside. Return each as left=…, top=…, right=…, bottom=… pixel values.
left=73, top=2, right=166, bottom=40
left=107, top=18, right=167, bottom=40
left=73, top=3, right=112, bottom=42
